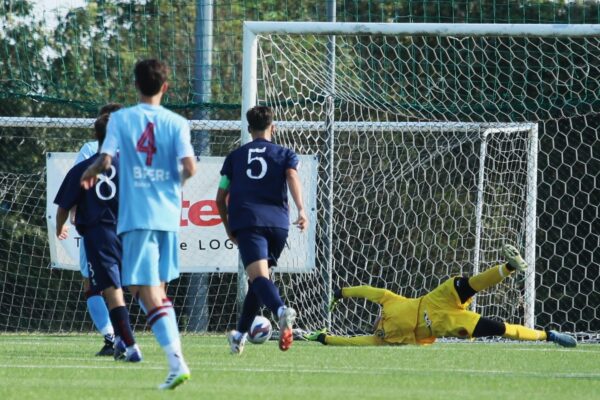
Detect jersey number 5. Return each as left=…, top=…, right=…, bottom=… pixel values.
left=246, top=147, right=267, bottom=179
left=136, top=122, right=157, bottom=166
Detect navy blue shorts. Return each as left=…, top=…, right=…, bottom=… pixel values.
left=235, top=227, right=288, bottom=268
left=83, top=224, right=122, bottom=292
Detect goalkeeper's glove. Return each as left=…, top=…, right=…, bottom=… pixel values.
left=328, top=288, right=343, bottom=311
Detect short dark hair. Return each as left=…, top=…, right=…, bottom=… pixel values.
left=94, top=113, right=110, bottom=146
left=98, top=102, right=123, bottom=116
left=134, top=59, right=169, bottom=96
left=246, top=106, right=273, bottom=132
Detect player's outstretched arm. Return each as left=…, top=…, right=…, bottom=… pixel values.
left=340, top=286, right=390, bottom=304
left=285, top=168, right=307, bottom=231
left=80, top=154, right=112, bottom=189
left=55, top=207, right=70, bottom=240
left=325, top=335, right=385, bottom=346
left=304, top=330, right=384, bottom=346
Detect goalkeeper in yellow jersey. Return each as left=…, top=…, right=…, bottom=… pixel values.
left=305, top=245, right=576, bottom=347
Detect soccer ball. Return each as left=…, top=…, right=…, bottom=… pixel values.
left=247, top=315, right=272, bottom=344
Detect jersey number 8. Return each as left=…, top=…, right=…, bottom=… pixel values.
left=96, top=165, right=117, bottom=201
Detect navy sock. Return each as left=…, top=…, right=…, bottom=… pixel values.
left=109, top=306, right=136, bottom=347
left=251, top=276, right=284, bottom=316
left=237, top=281, right=262, bottom=333
left=472, top=317, right=505, bottom=337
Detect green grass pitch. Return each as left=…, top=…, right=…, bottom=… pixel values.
left=0, top=334, right=598, bottom=400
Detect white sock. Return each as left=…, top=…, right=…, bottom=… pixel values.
left=126, top=343, right=140, bottom=355
left=233, top=330, right=243, bottom=341
left=277, top=306, right=287, bottom=319
left=164, top=342, right=186, bottom=371
left=103, top=332, right=115, bottom=344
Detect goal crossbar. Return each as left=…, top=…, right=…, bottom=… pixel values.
left=244, top=21, right=600, bottom=38
left=0, top=117, right=535, bottom=134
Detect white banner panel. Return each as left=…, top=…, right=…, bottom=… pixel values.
left=46, top=153, right=317, bottom=273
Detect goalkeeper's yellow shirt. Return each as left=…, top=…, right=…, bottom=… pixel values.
left=342, top=286, right=434, bottom=345
left=342, top=283, right=479, bottom=345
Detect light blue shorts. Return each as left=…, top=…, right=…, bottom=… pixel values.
left=121, top=230, right=179, bottom=287
left=79, top=240, right=89, bottom=278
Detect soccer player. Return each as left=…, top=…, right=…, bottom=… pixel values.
left=305, top=244, right=577, bottom=348
left=54, top=114, right=142, bottom=363
left=216, top=105, right=308, bottom=355
left=73, top=103, right=123, bottom=357
left=81, top=59, right=196, bottom=390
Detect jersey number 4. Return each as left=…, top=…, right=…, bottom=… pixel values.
left=136, top=122, right=157, bottom=166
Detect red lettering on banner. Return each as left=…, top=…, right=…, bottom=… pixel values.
left=180, top=200, right=191, bottom=226
left=181, top=198, right=221, bottom=227
left=189, top=200, right=221, bottom=226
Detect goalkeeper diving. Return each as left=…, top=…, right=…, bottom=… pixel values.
left=305, top=245, right=576, bottom=347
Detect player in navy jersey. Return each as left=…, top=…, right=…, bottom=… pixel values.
left=81, top=59, right=196, bottom=390
left=72, top=103, right=123, bottom=357
left=55, top=114, right=141, bottom=362
left=217, top=105, right=308, bottom=355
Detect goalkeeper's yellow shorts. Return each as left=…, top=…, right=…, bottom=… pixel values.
left=421, top=278, right=481, bottom=339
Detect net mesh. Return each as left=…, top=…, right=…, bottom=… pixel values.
left=253, top=30, right=600, bottom=337
left=0, top=1, right=599, bottom=339
left=257, top=32, right=540, bottom=334
left=0, top=122, right=240, bottom=333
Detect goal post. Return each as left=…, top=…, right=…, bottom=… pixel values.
left=0, top=115, right=537, bottom=335
left=240, top=22, right=590, bottom=333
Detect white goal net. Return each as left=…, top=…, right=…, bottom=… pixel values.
left=241, top=22, right=599, bottom=338
left=1, top=23, right=599, bottom=340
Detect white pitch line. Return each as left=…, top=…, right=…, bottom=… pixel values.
left=1, top=363, right=598, bottom=380
left=1, top=356, right=166, bottom=364
left=0, top=363, right=163, bottom=371
left=413, top=346, right=596, bottom=354
left=0, top=339, right=230, bottom=347
left=2, top=340, right=597, bottom=357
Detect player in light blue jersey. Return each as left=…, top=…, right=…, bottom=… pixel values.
left=75, top=141, right=98, bottom=163
left=72, top=103, right=123, bottom=357
left=217, top=106, right=307, bottom=355
left=81, top=59, right=196, bottom=390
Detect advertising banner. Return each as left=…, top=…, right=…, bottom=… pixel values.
left=46, top=153, right=317, bottom=273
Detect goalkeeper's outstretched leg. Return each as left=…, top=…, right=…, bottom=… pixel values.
left=310, top=243, right=576, bottom=348
left=459, top=244, right=528, bottom=301
left=457, top=245, right=576, bottom=347
left=471, top=317, right=576, bottom=347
